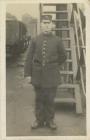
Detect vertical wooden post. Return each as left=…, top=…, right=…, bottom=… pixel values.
left=75, top=84, right=82, bottom=113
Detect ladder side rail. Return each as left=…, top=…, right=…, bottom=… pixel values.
left=73, top=11, right=81, bottom=60
left=75, top=5, right=86, bottom=96
left=80, top=67, right=86, bottom=96
left=72, top=6, right=86, bottom=96
left=69, top=26, right=78, bottom=82
left=77, top=5, right=86, bottom=66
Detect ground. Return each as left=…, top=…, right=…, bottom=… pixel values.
left=6, top=53, right=86, bottom=136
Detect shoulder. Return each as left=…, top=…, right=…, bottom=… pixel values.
left=52, top=35, right=63, bottom=45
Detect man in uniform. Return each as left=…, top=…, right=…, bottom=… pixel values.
left=24, top=15, right=66, bottom=130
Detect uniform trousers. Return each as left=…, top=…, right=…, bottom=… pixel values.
left=34, top=86, right=57, bottom=123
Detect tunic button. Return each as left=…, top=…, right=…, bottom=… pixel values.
left=42, top=45, right=47, bottom=48
left=43, top=40, right=47, bottom=43
left=42, top=49, right=46, bottom=52
left=42, top=47, right=45, bottom=50
left=42, top=51, right=45, bottom=55
left=43, top=55, right=46, bottom=58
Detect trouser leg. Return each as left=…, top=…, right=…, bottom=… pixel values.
left=34, top=86, right=57, bottom=123
left=42, top=87, right=57, bottom=122
left=34, top=87, right=44, bottom=123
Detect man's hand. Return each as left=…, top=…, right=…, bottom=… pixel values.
left=24, top=76, right=31, bottom=84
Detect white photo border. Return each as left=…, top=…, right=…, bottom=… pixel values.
left=0, top=0, right=89, bottom=139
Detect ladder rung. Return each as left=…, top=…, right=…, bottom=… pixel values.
left=43, top=3, right=58, bottom=6
left=53, top=28, right=70, bottom=31
left=55, top=98, right=76, bottom=103
left=58, top=84, right=75, bottom=88
left=65, top=48, right=71, bottom=51
left=52, top=19, right=69, bottom=22
left=43, top=11, right=68, bottom=14
left=60, top=71, right=73, bottom=75
left=43, top=3, right=67, bottom=6
left=61, top=38, right=71, bottom=40
left=66, top=59, right=72, bottom=62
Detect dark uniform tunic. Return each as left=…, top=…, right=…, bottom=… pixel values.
left=24, top=33, right=66, bottom=123
left=24, top=33, right=66, bottom=87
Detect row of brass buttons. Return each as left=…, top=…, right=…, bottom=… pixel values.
left=42, top=39, right=47, bottom=66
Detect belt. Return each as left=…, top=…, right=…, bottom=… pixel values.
left=34, top=59, right=58, bottom=65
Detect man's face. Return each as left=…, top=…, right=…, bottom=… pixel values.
left=41, top=19, right=53, bottom=34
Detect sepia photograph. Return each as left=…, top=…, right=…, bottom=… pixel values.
left=0, top=0, right=87, bottom=138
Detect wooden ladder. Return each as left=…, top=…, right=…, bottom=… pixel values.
left=40, top=3, right=82, bottom=114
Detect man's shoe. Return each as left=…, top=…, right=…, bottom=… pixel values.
left=31, top=120, right=44, bottom=129
left=46, top=120, right=57, bottom=130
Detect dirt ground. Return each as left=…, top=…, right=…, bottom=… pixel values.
left=6, top=53, right=86, bottom=136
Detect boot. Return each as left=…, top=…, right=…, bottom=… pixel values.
left=31, top=120, right=44, bottom=129
left=46, top=120, right=57, bottom=130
